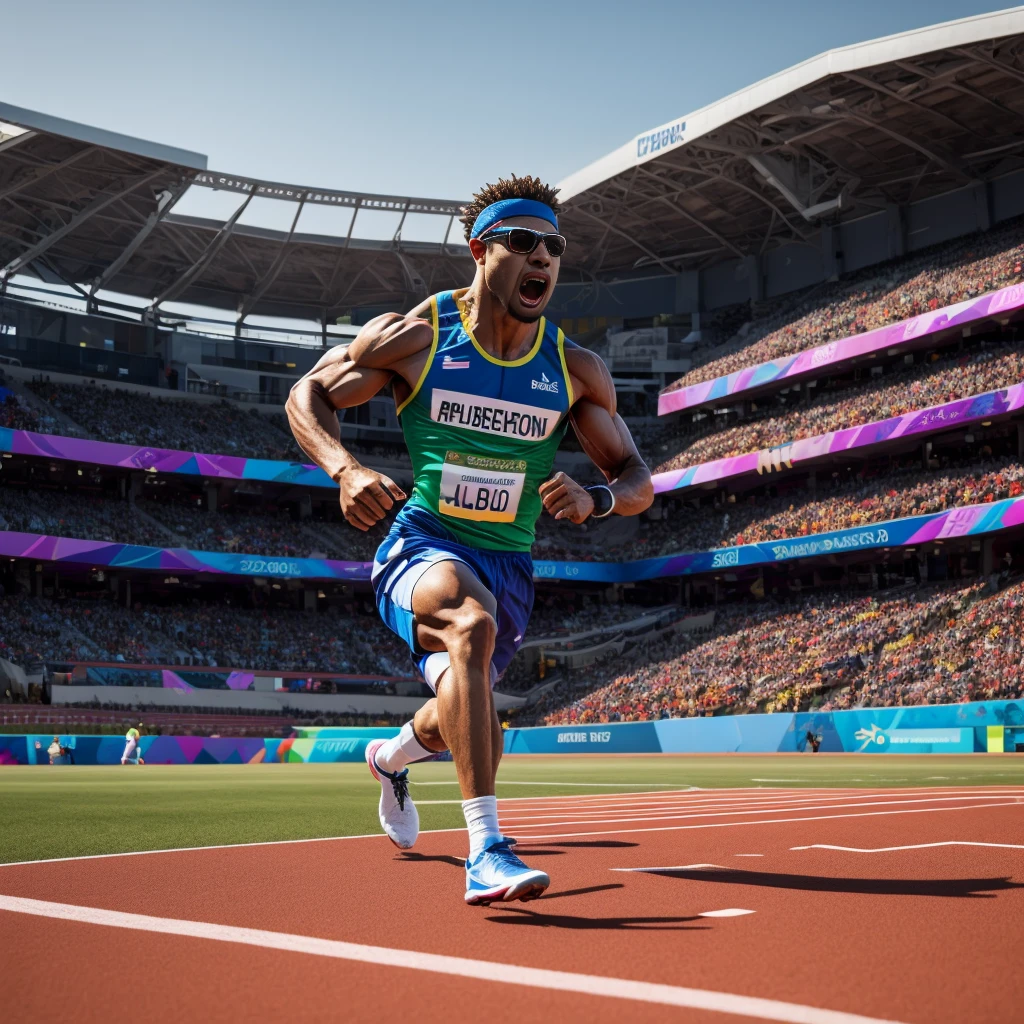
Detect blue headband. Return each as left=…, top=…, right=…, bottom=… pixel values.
left=470, top=198, right=558, bottom=239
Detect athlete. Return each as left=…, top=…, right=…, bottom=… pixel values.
left=287, top=175, right=653, bottom=904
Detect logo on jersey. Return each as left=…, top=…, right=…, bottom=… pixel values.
left=531, top=371, right=559, bottom=394
left=442, top=354, right=470, bottom=370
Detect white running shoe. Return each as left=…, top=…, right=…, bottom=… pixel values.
left=365, top=739, right=419, bottom=849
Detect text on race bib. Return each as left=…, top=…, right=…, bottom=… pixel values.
left=438, top=451, right=527, bottom=523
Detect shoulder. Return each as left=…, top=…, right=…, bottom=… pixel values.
left=348, top=309, right=435, bottom=369
left=563, top=340, right=614, bottom=410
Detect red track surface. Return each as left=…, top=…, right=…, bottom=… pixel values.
left=3, top=786, right=1024, bottom=1023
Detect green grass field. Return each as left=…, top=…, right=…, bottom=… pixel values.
left=2, top=754, right=1022, bottom=866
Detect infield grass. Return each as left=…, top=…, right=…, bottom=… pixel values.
left=2, top=754, right=1022, bottom=866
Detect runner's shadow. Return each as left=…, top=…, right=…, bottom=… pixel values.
left=540, top=883, right=624, bottom=900
left=485, top=905, right=708, bottom=931
left=643, top=868, right=1024, bottom=898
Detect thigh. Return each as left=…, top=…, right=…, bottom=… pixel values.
left=411, top=558, right=497, bottom=654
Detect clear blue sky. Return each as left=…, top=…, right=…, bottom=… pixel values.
left=1, top=0, right=1010, bottom=202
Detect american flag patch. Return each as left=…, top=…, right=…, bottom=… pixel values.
left=442, top=354, right=470, bottom=370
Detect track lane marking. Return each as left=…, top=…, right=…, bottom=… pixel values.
left=510, top=799, right=1024, bottom=842
left=700, top=909, right=756, bottom=918
left=792, top=841, right=1024, bottom=852
left=0, top=894, right=905, bottom=1024
left=500, top=794, right=1024, bottom=830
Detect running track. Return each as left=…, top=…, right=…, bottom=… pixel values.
left=3, top=785, right=1023, bottom=1023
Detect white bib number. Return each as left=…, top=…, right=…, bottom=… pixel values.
left=439, top=451, right=526, bottom=524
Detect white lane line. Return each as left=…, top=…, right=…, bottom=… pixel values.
left=510, top=798, right=1024, bottom=842
left=792, top=841, right=1024, bottom=853
left=499, top=793, right=1023, bottom=831
left=0, top=827, right=465, bottom=869
left=0, top=894, right=903, bottom=1024
left=611, top=864, right=731, bottom=872
left=700, top=909, right=756, bottom=918
left=496, top=789, right=1024, bottom=820
left=414, top=782, right=699, bottom=789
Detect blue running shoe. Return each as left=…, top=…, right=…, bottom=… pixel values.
left=464, top=836, right=550, bottom=905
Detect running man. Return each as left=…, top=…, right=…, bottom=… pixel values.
left=287, top=175, right=653, bottom=904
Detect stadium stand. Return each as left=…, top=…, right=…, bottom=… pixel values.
left=664, top=218, right=1024, bottom=393
left=526, top=574, right=1024, bottom=725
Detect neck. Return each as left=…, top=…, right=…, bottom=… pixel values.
left=459, top=275, right=539, bottom=360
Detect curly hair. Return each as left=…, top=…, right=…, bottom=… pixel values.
left=459, top=174, right=561, bottom=242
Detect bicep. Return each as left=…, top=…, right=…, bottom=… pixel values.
left=296, top=349, right=392, bottom=411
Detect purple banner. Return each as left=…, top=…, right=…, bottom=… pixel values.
left=0, top=532, right=369, bottom=581
left=0, top=426, right=336, bottom=489
left=654, top=382, right=1024, bottom=495
left=659, top=282, right=1024, bottom=415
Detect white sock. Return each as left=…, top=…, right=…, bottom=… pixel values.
left=375, top=721, right=434, bottom=774
left=462, top=795, right=501, bottom=859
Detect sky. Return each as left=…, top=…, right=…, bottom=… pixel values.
left=0, top=0, right=1015, bottom=330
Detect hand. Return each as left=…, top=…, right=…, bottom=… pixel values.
left=336, top=465, right=406, bottom=531
left=539, top=472, right=595, bottom=524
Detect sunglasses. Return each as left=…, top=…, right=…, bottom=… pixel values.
left=480, top=226, right=567, bottom=259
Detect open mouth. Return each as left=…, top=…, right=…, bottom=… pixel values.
left=518, top=275, right=549, bottom=307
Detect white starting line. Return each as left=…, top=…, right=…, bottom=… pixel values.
left=0, top=894, right=902, bottom=1024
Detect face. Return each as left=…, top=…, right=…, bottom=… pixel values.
left=469, top=215, right=562, bottom=323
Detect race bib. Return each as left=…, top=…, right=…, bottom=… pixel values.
left=438, top=451, right=526, bottom=523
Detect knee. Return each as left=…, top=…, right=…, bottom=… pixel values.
left=447, top=603, right=497, bottom=656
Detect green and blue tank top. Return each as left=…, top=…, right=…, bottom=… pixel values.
left=396, top=289, right=574, bottom=552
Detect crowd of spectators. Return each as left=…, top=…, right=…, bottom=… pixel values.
left=654, top=339, right=1024, bottom=473
left=530, top=575, right=1024, bottom=725
left=0, top=483, right=171, bottom=548
left=531, top=457, right=1024, bottom=560
left=24, top=379, right=301, bottom=460
left=665, top=219, right=1024, bottom=393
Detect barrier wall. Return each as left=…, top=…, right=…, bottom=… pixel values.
left=3, top=700, right=1021, bottom=765
left=3, top=492, right=1023, bottom=585
left=0, top=727, right=400, bottom=766
left=658, top=281, right=1024, bottom=414
left=502, top=699, right=1024, bottom=754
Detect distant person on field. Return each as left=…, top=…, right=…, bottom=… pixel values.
left=121, top=726, right=144, bottom=765
left=47, top=736, right=61, bottom=765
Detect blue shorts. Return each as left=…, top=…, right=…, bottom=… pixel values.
left=371, top=504, right=534, bottom=691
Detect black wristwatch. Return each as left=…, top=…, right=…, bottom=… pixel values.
left=584, top=484, right=615, bottom=519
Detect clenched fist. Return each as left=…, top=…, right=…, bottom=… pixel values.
left=539, top=472, right=594, bottom=524
left=336, top=465, right=406, bottom=531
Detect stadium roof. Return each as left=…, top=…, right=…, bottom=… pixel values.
left=1, top=7, right=1024, bottom=319
left=556, top=6, right=1024, bottom=276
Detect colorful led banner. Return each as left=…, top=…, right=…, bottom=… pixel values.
left=654, top=382, right=1024, bottom=494
left=0, top=425, right=336, bottom=489
left=0, top=531, right=369, bottom=580
left=2, top=494, right=1021, bottom=583
left=658, top=282, right=1024, bottom=415
left=531, top=494, right=1024, bottom=582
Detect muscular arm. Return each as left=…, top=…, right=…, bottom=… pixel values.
left=285, top=303, right=432, bottom=530
left=538, top=344, right=654, bottom=523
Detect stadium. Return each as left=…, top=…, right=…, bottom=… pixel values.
left=2, top=6, right=1024, bottom=1023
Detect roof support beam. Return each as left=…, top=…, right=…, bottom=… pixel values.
left=0, top=146, right=96, bottom=205
left=90, top=182, right=189, bottom=298
left=634, top=167, right=744, bottom=257
left=840, top=72, right=981, bottom=138
left=0, top=130, right=37, bottom=155
left=566, top=205, right=678, bottom=274
left=954, top=47, right=1024, bottom=87
left=236, top=199, right=305, bottom=323
left=151, top=190, right=255, bottom=309
left=0, top=167, right=165, bottom=281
